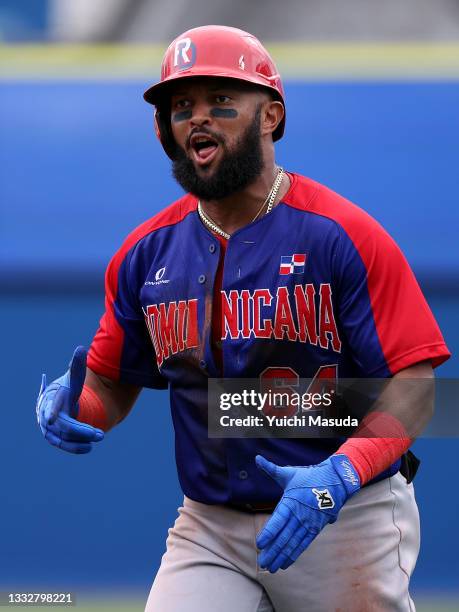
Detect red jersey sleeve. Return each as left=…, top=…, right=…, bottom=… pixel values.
left=335, top=205, right=450, bottom=375
left=88, top=240, right=168, bottom=389
left=308, top=181, right=451, bottom=375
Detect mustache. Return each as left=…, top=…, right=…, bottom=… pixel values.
left=186, top=127, right=226, bottom=150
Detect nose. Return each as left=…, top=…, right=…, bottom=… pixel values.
left=189, top=100, right=213, bottom=129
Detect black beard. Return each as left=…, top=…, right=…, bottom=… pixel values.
left=172, top=106, right=264, bottom=200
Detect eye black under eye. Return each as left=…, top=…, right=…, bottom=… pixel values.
left=172, top=109, right=192, bottom=122
left=210, top=108, right=238, bottom=118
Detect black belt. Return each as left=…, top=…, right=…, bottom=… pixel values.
left=400, top=450, right=420, bottom=484
left=227, top=451, right=420, bottom=514
left=228, top=500, right=277, bottom=513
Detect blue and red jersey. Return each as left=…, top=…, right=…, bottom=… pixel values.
left=88, top=172, right=450, bottom=504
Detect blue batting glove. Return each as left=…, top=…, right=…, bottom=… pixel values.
left=255, top=454, right=360, bottom=573
left=36, top=346, right=104, bottom=454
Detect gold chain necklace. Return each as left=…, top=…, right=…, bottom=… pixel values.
left=197, top=167, right=284, bottom=240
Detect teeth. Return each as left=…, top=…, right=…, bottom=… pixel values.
left=193, top=136, right=215, bottom=144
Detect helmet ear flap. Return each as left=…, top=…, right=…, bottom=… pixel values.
left=154, top=108, right=177, bottom=160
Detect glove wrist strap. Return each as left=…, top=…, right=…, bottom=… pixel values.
left=78, top=385, right=108, bottom=431
left=330, top=454, right=361, bottom=496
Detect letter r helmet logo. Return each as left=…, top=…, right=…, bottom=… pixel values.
left=173, top=38, right=196, bottom=70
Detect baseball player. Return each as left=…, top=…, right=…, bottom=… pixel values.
left=36, top=26, right=450, bottom=611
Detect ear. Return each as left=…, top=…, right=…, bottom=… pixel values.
left=261, top=100, right=285, bottom=137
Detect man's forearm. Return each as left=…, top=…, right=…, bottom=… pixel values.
left=81, top=368, right=141, bottom=431
left=336, top=361, right=434, bottom=484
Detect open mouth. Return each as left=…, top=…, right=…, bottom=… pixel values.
left=189, top=133, right=220, bottom=166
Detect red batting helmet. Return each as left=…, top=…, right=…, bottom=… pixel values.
left=143, top=25, right=286, bottom=159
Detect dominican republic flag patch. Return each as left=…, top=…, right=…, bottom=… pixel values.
left=279, top=254, right=307, bottom=275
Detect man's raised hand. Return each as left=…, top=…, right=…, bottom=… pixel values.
left=36, top=346, right=104, bottom=454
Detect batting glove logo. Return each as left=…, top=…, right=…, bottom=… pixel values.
left=311, top=487, right=335, bottom=509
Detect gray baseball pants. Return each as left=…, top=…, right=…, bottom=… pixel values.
left=146, top=472, right=419, bottom=612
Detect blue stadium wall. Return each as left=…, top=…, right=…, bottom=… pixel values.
left=1, top=67, right=458, bottom=598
